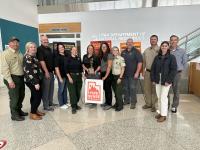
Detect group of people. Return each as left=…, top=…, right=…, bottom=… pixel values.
left=1, top=34, right=187, bottom=123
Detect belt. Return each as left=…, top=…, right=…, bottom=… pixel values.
left=11, top=74, right=24, bottom=78
left=70, top=73, right=81, bottom=75
left=146, top=69, right=151, bottom=72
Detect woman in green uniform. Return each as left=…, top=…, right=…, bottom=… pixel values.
left=65, top=47, right=83, bottom=114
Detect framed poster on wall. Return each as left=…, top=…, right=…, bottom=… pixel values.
left=90, top=40, right=112, bottom=56
left=50, top=42, right=76, bottom=56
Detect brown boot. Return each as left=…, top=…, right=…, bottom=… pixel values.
left=30, top=113, right=42, bottom=120
left=157, top=116, right=166, bottom=123
left=155, top=114, right=161, bottom=119
left=36, top=111, right=45, bottom=116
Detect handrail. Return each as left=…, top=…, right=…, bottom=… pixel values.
left=179, top=33, right=200, bottom=47
left=179, top=27, right=200, bottom=41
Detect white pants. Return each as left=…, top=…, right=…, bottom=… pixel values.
left=156, top=84, right=171, bottom=116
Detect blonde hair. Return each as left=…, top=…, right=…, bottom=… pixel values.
left=25, top=42, right=36, bottom=55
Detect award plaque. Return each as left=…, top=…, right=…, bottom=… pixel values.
left=88, top=58, right=95, bottom=74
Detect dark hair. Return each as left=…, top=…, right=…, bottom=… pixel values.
left=170, top=35, right=179, bottom=40
left=57, top=43, right=65, bottom=51
left=158, top=41, right=170, bottom=55
left=87, top=44, right=95, bottom=55
left=99, top=42, right=111, bottom=60
left=150, top=35, right=158, bottom=40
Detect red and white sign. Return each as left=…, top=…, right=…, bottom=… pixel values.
left=85, top=79, right=104, bottom=104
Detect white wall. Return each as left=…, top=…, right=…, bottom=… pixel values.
left=39, top=5, right=200, bottom=56
left=0, top=0, right=38, bottom=28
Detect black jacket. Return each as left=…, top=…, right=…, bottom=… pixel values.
left=151, top=52, right=177, bottom=85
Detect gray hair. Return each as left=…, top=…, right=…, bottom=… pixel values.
left=126, top=38, right=133, bottom=43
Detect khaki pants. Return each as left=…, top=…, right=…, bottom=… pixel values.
left=143, top=71, right=158, bottom=108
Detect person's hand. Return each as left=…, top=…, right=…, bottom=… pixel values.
left=134, top=72, right=139, bottom=79
left=117, top=79, right=122, bottom=84
left=152, top=82, right=156, bottom=85
left=45, top=72, right=50, bottom=79
left=68, top=77, right=73, bottom=84
left=9, top=82, right=15, bottom=89
left=165, top=82, right=170, bottom=86
left=35, top=84, right=40, bottom=90
left=59, top=78, right=63, bottom=83
left=102, top=76, right=106, bottom=81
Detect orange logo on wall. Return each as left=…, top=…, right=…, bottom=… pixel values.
left=87, top=82, right=101, bottom=101
left=120, top=42, right=141, bottom=52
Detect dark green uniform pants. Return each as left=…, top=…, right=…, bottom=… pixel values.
left=112, top=75, right=123, bottom=109
left=67, top=74, right=82, bottom=109
left=4, top=75, right=25, bottom=117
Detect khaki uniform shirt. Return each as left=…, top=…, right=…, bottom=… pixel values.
left=112, top=55, right=126, bottom=75
left=1, top=48, right=24, bottom=83
left=143, top=45, right=159, bottom=71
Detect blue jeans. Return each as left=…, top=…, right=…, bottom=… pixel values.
left=57, top=77, right=68, bottom=106
left=123, top=76, right=138, bottom=105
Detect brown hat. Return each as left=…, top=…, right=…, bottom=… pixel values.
left=9, top=37, right=20, bottom=43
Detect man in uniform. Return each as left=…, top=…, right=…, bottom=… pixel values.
left=1, top=37, right=28, bottom=121
left=142, top=35, right=159, bottom=112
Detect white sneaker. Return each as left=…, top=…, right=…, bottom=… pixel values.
left=60, top=105, right=69, bottom=109
left=66, top=103, right=71, bottom=107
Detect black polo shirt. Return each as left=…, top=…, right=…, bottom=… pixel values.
left=82, top=54, right=100, bottom=73
left=54, top=54, right=68, bottom=78
left=121, top=47, right=143, bottom=77
left=37, top=45, right=54, bottom=72
left=65, top=56, right=83, bottom=74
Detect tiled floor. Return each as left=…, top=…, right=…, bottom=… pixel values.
left=0, top=86, right=200, bottom=150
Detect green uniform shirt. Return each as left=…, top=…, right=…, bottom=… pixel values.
left=112, top=55, right=126, bottom=75
left=1, top=48, right=24, bottom=83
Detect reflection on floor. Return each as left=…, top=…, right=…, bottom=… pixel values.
left=0, top=87, right=200, bottom=150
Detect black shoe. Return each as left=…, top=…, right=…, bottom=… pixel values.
left=171, top=107, right=177, bottom=113
left=112, top=104, right=117, bottom=109
left=123, top=101, right=130, bottom=105
left=76, top=105, right=82, bottom=110
left=49, top=103, right=59, bottom=107
left=89, top=104, right=97, bottom=108
left=101, top=103, right=107, bottom=107
left=115, top=107, right=123, bottom=112
left=103, top=105, right=112, bottom=110
left=19, top=110, right=28, bottom=116
left=130, top=104, right=136, bottom=109
left=72, top=109, right=77, bottom=114
left=11, top=116, right=25, bottom=121
left=44, top=107, right=54, bottom=111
